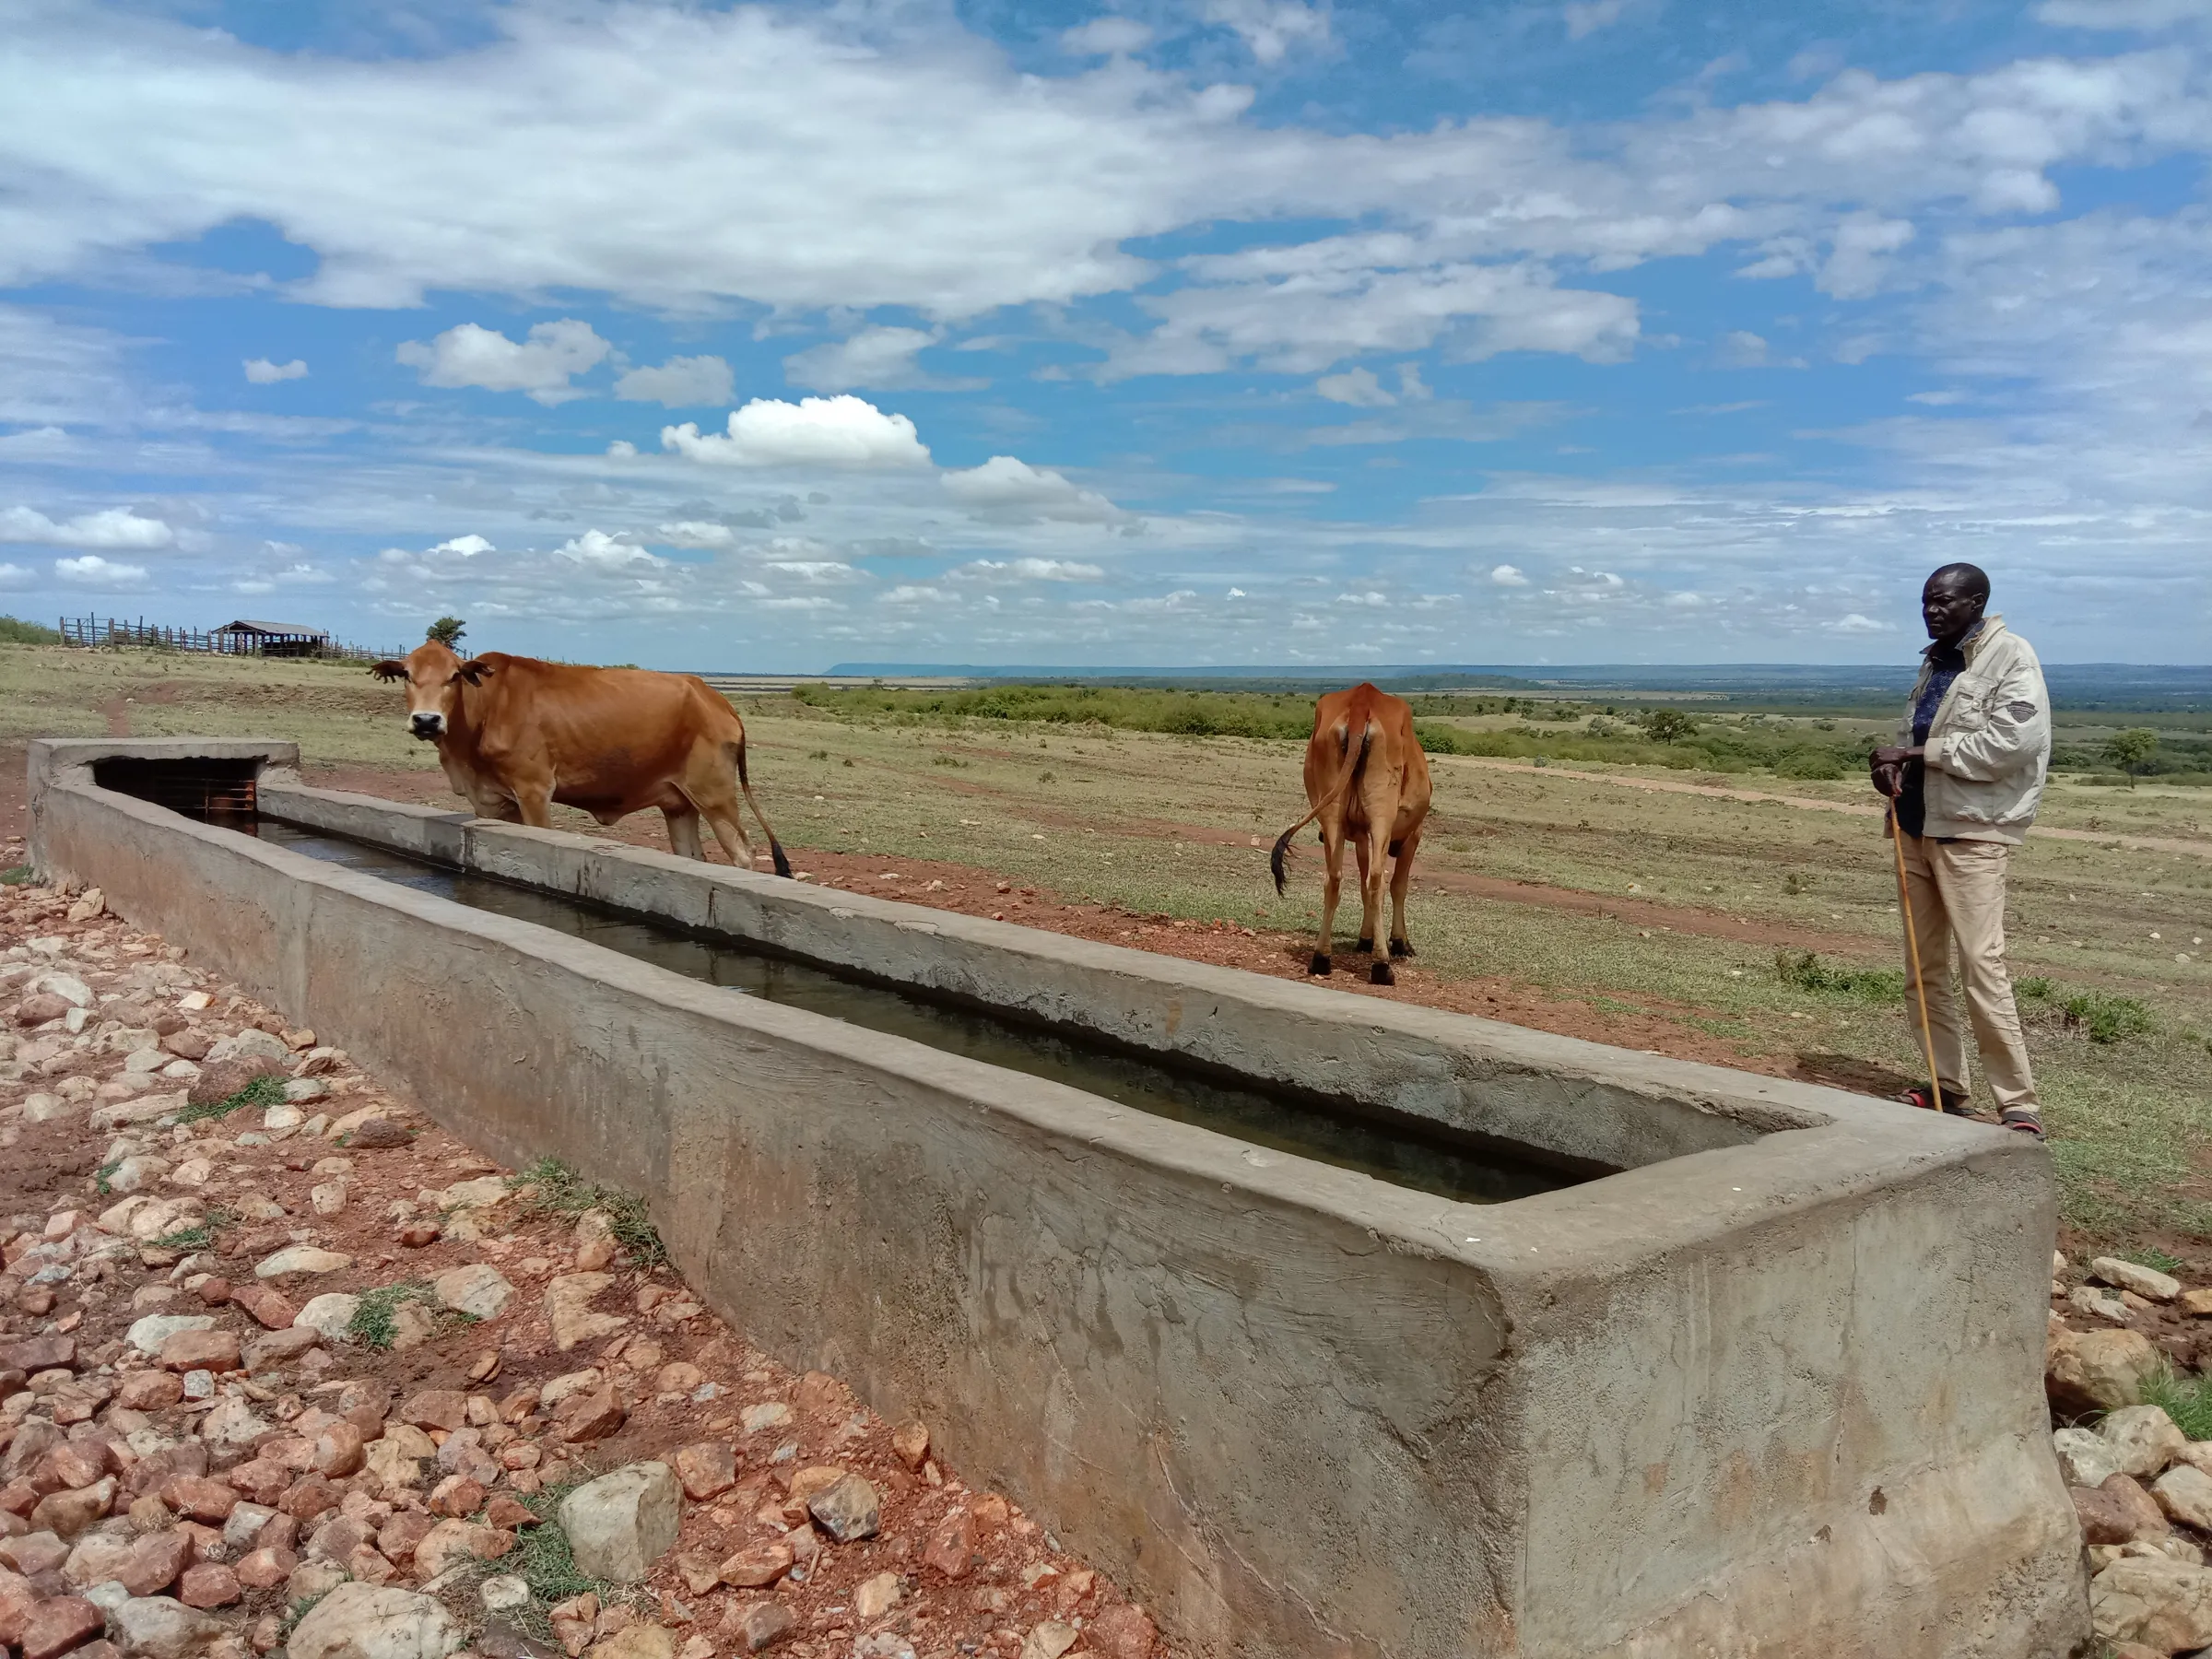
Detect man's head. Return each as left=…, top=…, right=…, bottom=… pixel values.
left=369, top=640, right=491, bottom=740
left=1921, top=562, right=1990, bottom=644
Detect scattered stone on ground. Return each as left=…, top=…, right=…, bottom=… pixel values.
left=0, top=855, right=1168, bottom=1659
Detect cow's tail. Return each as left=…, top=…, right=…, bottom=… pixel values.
left=1270, top=720, right=1371, bottom=896
left=734, top=735, right=793, bottom=877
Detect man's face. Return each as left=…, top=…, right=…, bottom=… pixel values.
left=1921, top=573, right=1985, bottom=643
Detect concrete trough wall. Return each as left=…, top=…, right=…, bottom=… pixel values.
left=29, top=740, right=2088, bottom=1659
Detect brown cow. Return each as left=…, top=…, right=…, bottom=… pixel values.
left=370, top=641, right=790, bottom=875
left=1269, top=682, right=1432, bottom=984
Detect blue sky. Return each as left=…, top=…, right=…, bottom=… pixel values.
left=2, top=0, right=2208, bottom=670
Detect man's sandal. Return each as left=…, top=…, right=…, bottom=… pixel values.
left=1999, top=1109, right=2045, bottom=1139
left=1900, top=1085, right=1977, bottom=1116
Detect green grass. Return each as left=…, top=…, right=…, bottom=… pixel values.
left=93, top=1159, right=121, bottom=1196
left=2125, top=1245, right=2185, bottom=1276
left=2144, top=1367, right=2212, bottom=1441
left=0, top=618, right=60, bottom=645
left=507, top=1157, right=666, bottom=1268
left=0, top=865, right=31, bottom=886
left=175, top=1072, right=288, bottom=1125
left=149, top=1205, right=235, bottom=1253
left=502, top=1479, right=607, bottom=1634
left=2019, top=980, right=2157, bottom=1044
left=1774, top=948, right=1905, bottom=1002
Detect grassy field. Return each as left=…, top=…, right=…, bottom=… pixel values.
left=9, top=641, right=2211, bottom=1249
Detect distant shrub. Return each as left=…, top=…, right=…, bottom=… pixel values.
left=2018, top=978, right=2155, bottom=1043
left=1775, top=949, right=1905, bottom=1002
left=0, top=617, right=61, bottom=645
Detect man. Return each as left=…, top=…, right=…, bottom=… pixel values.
left=1869, top=563, right=2050, bottom=1137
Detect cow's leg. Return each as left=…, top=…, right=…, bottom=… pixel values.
left=1352, top=838, right=1374, bottom=953
left=1312, top=822, right=1345, bottom=975
left=512, top=782, right=555, bottom=830
left=704, top=809, right=757, bottom=868
left=1387, top=824, right=1422, bottom=959
left=665, top=806, right=707, bottom=861
left=1362, top=824, right=1394, bottom=984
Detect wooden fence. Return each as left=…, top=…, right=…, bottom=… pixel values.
left=56, top=616, right=405, bottom=663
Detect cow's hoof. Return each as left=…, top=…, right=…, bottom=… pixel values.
left=1390, top=938, right=1415, bottom=959
left=1308, top=953, right=1333, bottom=976
left=1354, top=936, right=1373, bottom=953
left=1370, top=961, right=1395, bottom=986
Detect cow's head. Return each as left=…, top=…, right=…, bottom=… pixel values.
left=370, top=641, right=492, bottom=741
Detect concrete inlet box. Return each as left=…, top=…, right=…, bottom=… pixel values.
left=28, top=739, right=2088, bottom=1658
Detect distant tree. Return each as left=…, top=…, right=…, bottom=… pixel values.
left=2106, top=727, right=2159, bottom=788
left=426, top=617, right=467, bottom=649
left=1640, top=708, right=1698, bottom=745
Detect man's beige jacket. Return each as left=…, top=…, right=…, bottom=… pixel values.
left=1895, top=614, right=2051, bottom=844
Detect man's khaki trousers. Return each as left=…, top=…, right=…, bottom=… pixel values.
left=1897, top=833, right=2039, bottom=1112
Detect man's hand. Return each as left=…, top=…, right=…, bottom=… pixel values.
left=1869, top=745, right=1915, bottom=799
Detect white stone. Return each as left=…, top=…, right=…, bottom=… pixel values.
left=287, top=1582, right=465, bottom=1659
left=559, top=1462, right=682, bottom=1583
left=1018, top=1623, right=1077, bottom=1659
left=255, top=1244, right=353, bottom=1279
left=295, top=1293, right=361, bottom=1343
left=439, top=1176, right=509, bottom=1212
left=2071, top=1285, right=2132, bottom=1324
left=2091, top=1555, right=2212, bottom=1651
left=34, top=972, right=92, bottom=1007
left=166, top=1159, right=213, bottom=1189
left=123, top=1048, right=166, bottom=1075
left=538, top=1369, right=603, bottom=1408
left=127, top=1198, right=205, bottom=1242
left=205, top=1029, right=289, bottom=1065
left=197, top=1396, right=271, bottom=1449
left=23, top=1093, right=70, bottom=1124
left=105, top=1154, right=171, bottom=1194
left=310, top=1182, right=347, bottom=1218
left=160, top=1061, right=198, bottom=1081
left=125, top=1312, right=215, bottom=1355
left=545, top=1272, right=624, bottom=1350
left=261, top=1104, right=304, bottom=1133
left=223, top=1503, right=278, bottom=1552
left=2157, top=1464, right=2212, bottom=1531
left=431, top=1263, right=515, bottom=1321
left=740, top=1402, right=792, bottom=1436
left=2095, top=1256, right=2184, bottom=1304
left=853, top=1571, right=902, bottom=1621
left=2056, top=1427, right=2129, bottom=1489
left=285, top=1078, right=328, bottom=1104
left=110, top=1595, right=229, bottom=1659
left=2103, top=1406, right=2192, bottom=1480
left=478, top=1575, right=531, bottom=1615
left=178, top=992, right=210, bottom=1012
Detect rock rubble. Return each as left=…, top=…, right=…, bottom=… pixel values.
left=0, top=862, right=1164, bottom=1659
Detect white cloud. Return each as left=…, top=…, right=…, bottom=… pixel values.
left=606, top=440, right=639, bottom=458
left=2037, top=0, right=2209, bottom=27
left=882, top=584, right=956, bottom=606
left=430, top=534, right=495, bottom=558
left=53, top=554, right=147, bottom=586
left=952, top=558, right=1106, bottom=582
left=653, top=521, right=739, bottom=549
left=557, top=529, right=664, bottom=569
left=1337, top=590, right=1388, bottom=606
left=0, top=505, right=174, bottom=549
left=1203, top=0, right=1330, bottom=64
left=765, top=560, right=864, bottom=583
left=1562, top=0, right=1631, bottom=41
left=783, top=328, right=982, bottom=394
left=395, top=320, right=611, bottom=405
left=0, top=563, right=31, bottom=588
left=662, top=395, right=931, bottom=468
left=1062, top=17, right=1153, bottom=54
left=941, top=455, right=1128, bottom=524
left=1315, top=366, right=1396, bottom=406
left=243, top=357, right=307, bottom=383
left=614, top=356, right=734, bottom=407
left=1830, top=612, right=1888, bottom=632
left=1490, top=563, right=1530, bottom=585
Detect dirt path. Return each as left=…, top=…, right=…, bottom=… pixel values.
left=1434, top=755, right=2212, bottom=859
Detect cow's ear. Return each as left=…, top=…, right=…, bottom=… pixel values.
left=456, top=657, right=493, bottom=686
left=370, top=660, right=406, bottom=682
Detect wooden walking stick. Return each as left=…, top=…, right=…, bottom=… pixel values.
left=1890, top=804, right=1946, bottom=1111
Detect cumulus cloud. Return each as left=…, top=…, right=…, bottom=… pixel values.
left=941, top=455, right=1126, bottom=524
left=1314, top=367, right=1396, bottom=406
left=1830, top=612, right=1888, bottom=632
left=661, top=396, right=931, bottom=468
left=783, top=327, right=983, bottom=394
left=243, top=358, right=307, bottom=383
left=395, top=320, right=611, bottom=405
left=1490, top=563, right=1530, bottom=585
left=1203, top=0, right=1330, bottom=64
left=0, top=563, right=30, bottom=588
left=1562, top=0, right=1632, bottom=40
left=430, top=534, right=494, bottom=558
left=653, top=521, right=739, bottom=549
left=0, top=505, right=174, bottom=549
left=952, top=558, right=1106, bottom=582
left=1062, top=17, right=1153, bottom=54
left=53, top=554, right=147, bottom=586
left=557, top=529, right=664, bottom=568
left=614, top=355, right=734, bottom=407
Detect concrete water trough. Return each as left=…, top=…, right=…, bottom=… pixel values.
left=28, top=738, right=2088, bottom=1658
